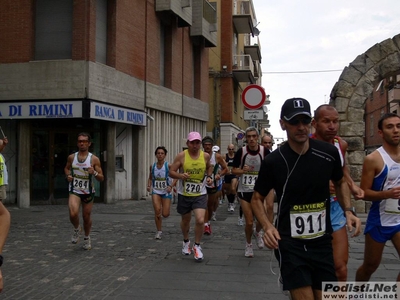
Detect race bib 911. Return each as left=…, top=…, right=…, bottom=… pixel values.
left=290, top=201, right=326, bottom=239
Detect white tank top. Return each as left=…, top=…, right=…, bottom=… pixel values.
left=69, top=152, right=95, bottom=195
left=238, top=146, right=265, bottom=193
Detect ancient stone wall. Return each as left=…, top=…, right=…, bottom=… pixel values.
left=330, top=33, right=400, bottom=212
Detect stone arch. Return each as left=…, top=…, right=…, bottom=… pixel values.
left=330, top=33, right=400, bottom=212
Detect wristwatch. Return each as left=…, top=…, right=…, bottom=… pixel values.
left=344, top=207, right=357, bottom=216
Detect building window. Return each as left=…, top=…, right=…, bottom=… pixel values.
left=35, top=0, right=73, bottom=60
left=96, top=0, right=108, bottom=64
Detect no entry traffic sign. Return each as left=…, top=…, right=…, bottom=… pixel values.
left=241, top=84, right=266, bottom=110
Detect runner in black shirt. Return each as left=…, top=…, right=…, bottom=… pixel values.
left=251, top=98, right=360, bottom=299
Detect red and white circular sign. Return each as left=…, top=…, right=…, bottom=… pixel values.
left=241, top=84, right=266, bottom=110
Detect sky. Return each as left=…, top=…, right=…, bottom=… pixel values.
left=251, top=0, right=400, bottom=146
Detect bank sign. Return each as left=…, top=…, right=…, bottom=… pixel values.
left=0, top=100, right=147, bottom=126
left=90, top=101, right=146, bottom=126
left=0, top=101, right=82, bottom=119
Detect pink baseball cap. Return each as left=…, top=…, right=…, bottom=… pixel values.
left=187, top=131, right=202, bottom=141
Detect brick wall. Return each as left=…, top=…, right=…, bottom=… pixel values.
left=0, top=1, right=34, bottom=62
left=365, top=80, right=388, bottom=148
left=0, top=0, right=209, bottom=104
left=220, top=0, right=234, bottom=122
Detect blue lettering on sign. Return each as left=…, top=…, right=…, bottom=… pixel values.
left=95, top=105, right=115, bottom=119
left=127, top=112, right=144, bottom=124
left=9, top=105, right=22, bottom=116
left=29, top=104, right=73, bottom=118
left=118, top=110, right=124, bottom=120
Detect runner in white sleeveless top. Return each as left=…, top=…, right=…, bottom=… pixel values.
left=147, top=146, right=176, bottom=240
left=65, top=132, right=104, bottom=250
left=202, top=137, right=227, bottom=235
left=232, top=127, right=270, bottom=257
left=356, top=113, right=400, bottom=283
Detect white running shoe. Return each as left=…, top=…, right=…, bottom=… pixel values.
left=192, top=244, right=204, bottom=261
left=182, top=241, right=191, bottom=255
left=245, top=243, right=254, bottom=258
left=82, top=236, right=91, bottom=250
left=238, top=217, right=244, bottom=226
left=155, top=231, right=162, bottom=240
left=71, top=225, right=81, bottom=244
left=253, top=229, right=264, bottom=249
left=211, top=212, right=217, bottom=221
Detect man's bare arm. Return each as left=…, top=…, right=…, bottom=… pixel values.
left=334, top=177, right=361, bottom=237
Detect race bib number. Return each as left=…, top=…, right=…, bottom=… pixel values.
left=242, top=173, right=257, bottom=188
left=290, top=201, right=326, bottom=239
left=73, top=178, right=89, bottom=192
left=384, top=198, right=400, bottom=214
left=154, top=179, right=167, bottom=189
left=184, top=181, right=201, bottom=195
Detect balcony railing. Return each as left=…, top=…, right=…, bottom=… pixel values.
left=233, top=54, right=254, bottom=73
left=233, top=0, right=251, bottom=15
left=155, top=0, right=192, bottom=27
left=232, top=54, right=255, bottom=83
left=190, top=0, right=217, bottom=47
left=203, top=0, right=216, bottom=24
left=232, top=0, right=255, bottom=34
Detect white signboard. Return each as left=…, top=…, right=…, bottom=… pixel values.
left=90, top=101, right=146, bottom=126
left=0, top=101, right=83, bottom=119
left=243, top=109, right=264, bottom=120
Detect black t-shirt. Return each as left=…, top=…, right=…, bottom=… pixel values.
left=225, top=153, right=235, bottom=167
left=254, top=138, right=343, bottom=242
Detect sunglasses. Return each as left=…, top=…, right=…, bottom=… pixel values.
left=228, top=148, right=234, bottom=150
left=287, top=117, right=312, bottom=126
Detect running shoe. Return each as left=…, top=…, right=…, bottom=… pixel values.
left=82, top=236, right=91, bottom=250
left=238, top=217, right=244, bottom=226
left=229, top=204, right=235, bottom=212
left=155, top=231, right=162, bottom=240
left=245, top=243, right=254, bottom=258
left=192, top=244, right=204, bottom=261
left=204, top=223, right=211, bottom=235
left=71, top=225, right=81, bottom=244
left=253, top=229, right=264, bottom=249
left=211, top=212, right=217, bottom=221
left=182, top=241, right=191, bottom=255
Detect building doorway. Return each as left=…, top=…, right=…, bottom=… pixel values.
left=31, top=120, right=103, bottom=204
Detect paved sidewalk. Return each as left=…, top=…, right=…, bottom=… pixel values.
left=1, top=199, right=398, bottom=299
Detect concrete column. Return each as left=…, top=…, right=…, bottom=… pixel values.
left=132, top=127, right=146, bottom=200
left=104, top=123, right=116, bottom=204
left=17, top=120, right=30, bottom=208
